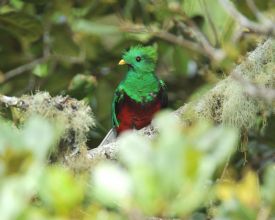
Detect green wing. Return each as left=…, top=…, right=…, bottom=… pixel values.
left=111, top=88, right=124, bottom=127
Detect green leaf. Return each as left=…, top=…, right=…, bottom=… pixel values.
left=173, top=47, right=189, bottom=76
left=0, top=116, right=57, bottom=220
left=39, top=166, right=85, bottom=215
left=22, top=0, right=48, bottom=4
left=32, top=63, right=48, bottom=78
left=68, top=74, right=97, bottom=98
left=92, top=162, right=132, bottom=207
left=0, top=118, right=20, bottom=149
left=0, top=12, right=43, bottom=43
left=10, top=0, right=24, bottom=9
left=262, top=165, right=275, bottom=209
left=51, top=25, right=80, bottom=56
left=114, top=113, right=239, bottom=216
left=182, top=0, right=234, bottom=44
left=22, top=116, right=57, bottom=160
left=73, top=19, right=119, bottom=36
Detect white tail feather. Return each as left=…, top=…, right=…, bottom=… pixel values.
left=98, top=128, right=117, bottom=147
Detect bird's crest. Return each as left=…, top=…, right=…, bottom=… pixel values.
left=123, top=45, right=158, bottom=63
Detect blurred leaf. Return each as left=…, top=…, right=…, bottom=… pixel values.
left=0, top=28, right=23, bottom=69
left=10, top=0, right=24, bottom=9
left=173, top=47, right=189, bottom=75
left=22, top=116, right=57, bottom=159
left=22, top=0, right=48, bottom=4
left=32, top=63, right=48, bottom=78
left=92, top=162, right=132, bottom=207
left=0, top=116, right=61, bottom=220
left=73, top=19, right=119, bottom=36
left=92, top=112, right=239, bottom=217
left=182, top=0, right=234, bottom=44
left=51, top=25, right=80, bottom=56
left=261, top=165, right=275, bottom=210
left=232, top=0, right=271, bottom=19
left=217, top=171, right=261, bottom=208
left=0, top=148, right=31, bottom=176
left=127, top=32, right=153, bottom=43
left=68, top=74, right=97, bottom=99
left=39, top=166, right=85, bottom=215
left=0, top=118, right=20, bottom=149
left=0, top=12, right=43, bottom=43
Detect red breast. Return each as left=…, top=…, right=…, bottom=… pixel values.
left=116, top=94, right=162, bottom=134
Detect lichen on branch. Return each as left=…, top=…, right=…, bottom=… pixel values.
left=185, top=38, right=274, bottom=130
left=0, top=92, right=95, bottom=154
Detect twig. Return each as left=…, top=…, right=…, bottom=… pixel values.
left=219, top=156, right=231, bottom=181
left=245, top=0, right=270, bottom=24
left=122, top=23, right=201, bottom=52
left=169, top=4, right=224, bottom=59
left=4, top=56, right=50, bottom=82
left=155, top=30, right=203, bottom=53
left=43, top=23, right=51, bottom=58
left=121, top=23, right=225, bottom=61
left=1, top=22, right=85, bottom=84
left=2, top=53, right=85, bottom=84
left=220, top=0, right=275, bottom=36
left=121, top=0, right=226, bottom=61
left=175, top=21, right=225, bottom=60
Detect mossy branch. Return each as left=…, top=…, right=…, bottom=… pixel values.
left=88, top=38, right=275, bottom=161
left=0, top=95, right=28, bottom=109
left=0, top=92, right=95, bottom=153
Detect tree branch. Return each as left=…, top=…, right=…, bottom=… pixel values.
left=231, top=72, right=275, bottom=102
left=121, top=22, right=225, bottom=61
left=3, top=56, right=50, bottom=82
left=220, top=0, right=275, bottom=36
left=0, top=94, right=28, bottom=109
left=2, top=54, right=85, bottom=84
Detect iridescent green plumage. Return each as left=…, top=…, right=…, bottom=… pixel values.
left=112, top=45, right=167, bottom=133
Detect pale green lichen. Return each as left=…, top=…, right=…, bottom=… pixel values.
left=17, top=92, right=95, bottom=153
left=187, top=39, right=275, bottom=131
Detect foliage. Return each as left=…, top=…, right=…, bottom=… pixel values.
left=93, top=113, right=238, bottom=217
left=0, top=113, right=274, bottom=219
left=0, top=0, right=274, bottom=219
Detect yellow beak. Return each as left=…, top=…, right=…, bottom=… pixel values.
left=118, top=59, right=126, bottom=65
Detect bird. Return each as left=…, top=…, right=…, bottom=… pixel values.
left=99, top=45, right=167, bottom=145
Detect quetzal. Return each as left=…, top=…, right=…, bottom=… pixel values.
left=100, top=45, right=167, bottom=145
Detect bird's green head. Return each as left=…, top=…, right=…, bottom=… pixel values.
left=119, top=45, right=157, bottom=73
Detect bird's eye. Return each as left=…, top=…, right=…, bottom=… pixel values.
left=136, top=56, right=141, bottom=62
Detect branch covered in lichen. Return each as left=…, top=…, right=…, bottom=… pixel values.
left=0, top=92, right=95, bottom=154
left=0, top=95, right=28, bottom=109
left=191, top=38, right=274, bottom=129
